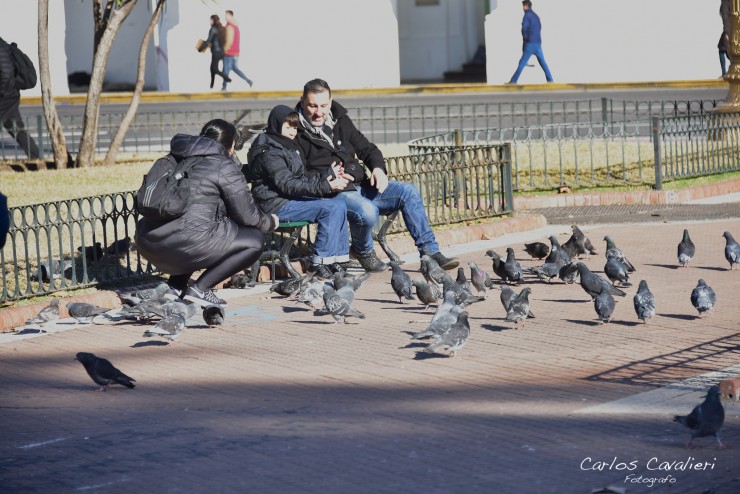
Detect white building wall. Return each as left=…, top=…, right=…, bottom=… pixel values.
left=0, top=0, right=69, bottom=96
left=486, top=0, right=720, bottom=84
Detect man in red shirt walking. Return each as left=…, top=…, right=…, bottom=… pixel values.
left=222, top=10, right=254, bottom=90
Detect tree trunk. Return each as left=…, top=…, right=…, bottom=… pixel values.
left=103, top=0, right=166, bottom=167
left=77, top=0, right=137, bottom=167
left=92, top=0, right=115, bottom=60
left=38, top=0, right=69, bottom=168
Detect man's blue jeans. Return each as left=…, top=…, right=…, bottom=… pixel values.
left=338, top=180, right=439, bottom=256
left=222, top=56, right=253, bottom=89
left=276, top=197, right=349, bottom=265
left=509, top=42, right=553, bottom=83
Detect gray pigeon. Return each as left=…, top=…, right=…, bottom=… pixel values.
left=424, top=311, right=471, bottom=357
left=502, top=247, right=523, bottom=284
left=35, top=259, right=74, bottom=283
left=74, top=352, right=135, bottom=391
left=455, top=267, right=471, bottom=292
left=390, top=261, right=415, bottom=303
left=558, top=262, right=580, bottom=284
left=78, top=242, right=103, bottom=261
left=420, top=255, right=447, bottom=286
left=105, top=237, right=131, bottom=256
left=633, top=280, right=656, bottom=324
left=523, top=242, right=550, bottom=260
left=118, top=298, right=169, bottom=321
left=722, top=231, right=740, bottom=270
left=576, top=262, right=626, bottom=299
left=203, top=304, right=225, bottom=326
left=678, top=229, right=695, bottom=268
left=410, top=305, right=463, bottom=340
left=570, top=225, right=598, bottom=259
left=604, top=235, right=635, bottom=272
left=297, top=279, right=328, bottom=310
left=546, top=236, right=572, bottom=264
left=143, top=314, right=185, bottom=344
left=505, top=287, right=534, bottom=329
left=225, top=273, right=252, bottom=289
left=430, top=290, right=458, bottom=325
left=334, top=271, right=371, bottom=291
left=604, top=257, right=632, bottom=287
left=468, top=261, right=495, bottom=296
left=528, top=258, right=565, bottom=283
left=269, top=276, right=305, bottom=297
left=673, top=385, right=725, bottom=449
left=322, top=284, right=365, bottom=323
left=119, top=282, right=171, bottom=306
left=25, top=299, right=60, bottom=327
left=499, top=285, right=515, bottom=312
left=690, top=279, right=716, bottom=318
left=593, top=284, right=615, bottom=324
left=484, top=249, right=509, bottom=281
left=66, top=302, right=110, bottom=324
left=412, top=278, right=442, bottom=309
left=442, top=273, right=485, bottom=307
left=151, top=300, right=197, bottom=320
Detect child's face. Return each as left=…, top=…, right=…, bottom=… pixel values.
left=281, top=122, right=297, bottom=140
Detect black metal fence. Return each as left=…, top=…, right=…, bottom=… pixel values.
left=1, top=145, right=513, bottom=303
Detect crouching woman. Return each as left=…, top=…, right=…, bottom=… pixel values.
left=136, top=119, right=277, bottom=306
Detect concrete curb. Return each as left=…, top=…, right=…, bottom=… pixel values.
left=20, top=79, right=726, bottom=106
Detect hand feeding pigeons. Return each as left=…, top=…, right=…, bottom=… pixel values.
left=633, top=280, right=656, bottom=324
left=673, top=385, right=725, bottom=449
left=722, top=231, right=740, bottom=270
left=690, top=279, right=716, bottom=318
left=390, top=261, right=415, bottom=303
left=677, top=229, right=695, bottom=268
left=74, top=352, right=136, bottom=391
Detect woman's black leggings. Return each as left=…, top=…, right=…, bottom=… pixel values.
left=169, top=226, right=265, bottom=291
left=210, top=54, right=229, bottom=87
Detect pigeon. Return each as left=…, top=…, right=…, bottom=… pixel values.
left=151, top=300, right=197, bottom=320
left=484, top=249, right=509, bottom=281
left=677, top=229, right=695, bottom=268
left=673, top=385, right=725, bottom=449
left=25, top=299, right=60, bottom=327
left=499, top=285, right=515, bottom=312
left=105, top=237, right=131, bottom=256
left=269, top=276, right=305, bottom=297
left=559, top=236, right=580, bottom=260
left=118, top=298, right=169, bottom=321
left=224, top=272, right=253, bottom=289
left=523, top=242, right=550, bottom=260
left=633, top=280, right=656, bottom=324
left=74, top=352, right=135, bottom=391
left=593, top=284, right=615, bottom=324
left=604, top=235, right=635, bottom=272
left=505, top=287, right=534, bottom=329
left=143, top=314, right=185, bottom=344
left=690, top=279, right=716, bottom=318
left=424, top=311, right=471, bottom=357
left=333, top=271, right=371, bottom=291
left=604, top=257, right=632, bottom=287
left=528, top=258, right=565, bottom=283
left=722, top=231, right=740, bottom=270
left=66, top=302, right=110, bottom=324
left=203, top=304, right=225, bottom=326
left=570, top=225, right=598, bottom=259
left=546, top=236, right=572, bottom=264
left=576, top=263, right=626, bottom=299
left=558, top=262, right=580, bottom=284
left=297, top=279, right=328, bottom=310
left=77, top=242, right=103, bottom=261
left=468, top=261, right=495, bottom=296
left=420, top=254, right=447, bottom=286
left=455, top=267, right=471, bottom=292
left=322, top=284, right=365, bottom=323
left=410, top=305, right=463, bottom=340
left=119, top=282, right=171, bottom=306
left=442, top=273, right=485, bottom=307
left=390, top=261, right=415, bottom=303
left=430, top=290, right=458, bottom=325
left=35, top=259, right=74, bottom=283
left=412, top=278, right=442, bottom=309
left=502, top=247, right=523, bottom=284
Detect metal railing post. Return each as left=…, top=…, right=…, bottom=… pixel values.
left=601, top=97, right=609, bottom=125
left=652, top=116, right=663, bottom=190
left=501, top=143, right=514, bottom=212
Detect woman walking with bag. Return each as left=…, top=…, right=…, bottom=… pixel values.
left=201, top=14, right=231, bottom=89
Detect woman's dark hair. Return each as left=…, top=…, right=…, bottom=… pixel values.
left=200, top=119, right=237, bottom=151
left=210, top=14, right=226, bottom=45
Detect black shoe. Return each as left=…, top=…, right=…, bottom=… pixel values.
left=309, top=264, right=333, bottom=279
left=183, top=286, right=225, bottom=306
left=431, top=251, right=459, bottom=270
left=333, top=260, right=364, bottom=272
left=350, top=248, right=388, bottom=272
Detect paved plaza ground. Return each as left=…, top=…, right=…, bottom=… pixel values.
left=1, top=217, right=739, bottom=493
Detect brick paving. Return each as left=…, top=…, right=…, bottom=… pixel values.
left=1, top=220, right=740, bottom=493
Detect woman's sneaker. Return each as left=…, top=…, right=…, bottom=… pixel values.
left=183, top=286, right=226, bottom=306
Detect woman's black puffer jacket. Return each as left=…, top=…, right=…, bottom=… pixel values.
left=135, top=134, right=276, bottom=275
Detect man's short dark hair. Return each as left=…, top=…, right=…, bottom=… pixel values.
left=522, top=0, right=532, bottom=7
left=303, top=79, right=331, bottom=99
left=226, top=9, right=234, bottom=16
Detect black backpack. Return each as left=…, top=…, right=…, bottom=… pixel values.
left=8, top=42, right=37, bottom=90
left=136, top=154, right=200, bottom=221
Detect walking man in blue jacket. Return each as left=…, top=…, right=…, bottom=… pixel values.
left=508, top=0, right=553, bottom=84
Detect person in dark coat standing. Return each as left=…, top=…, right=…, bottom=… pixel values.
left=201, top=15, right=231, bottom=89
left=294, top=79, right=460, bottom=272
left=507, top=1, right=553, bottom=84
left=248, top=105, right=351, bottom=278
left=135, top=119, right=277, bottom=306
left=0, top=37, right=40, bottom=160
left=719, top=0, right=731, bottom=77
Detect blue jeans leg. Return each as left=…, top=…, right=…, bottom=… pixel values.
left=510, top=42, right=552, bottom=82
left=222, top=57, right=234, bottom=89
left=357, top=181, right=440, bottom=256
left=337, top=190, right=378, bottom=255
left=276, top=198, right=349, bottom=265
left=229, top=56, right=253, bottom=85
left=532, top=44, right=553, bottom=82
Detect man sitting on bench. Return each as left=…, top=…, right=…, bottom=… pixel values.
left=248, top=105, right=351, bottom=279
